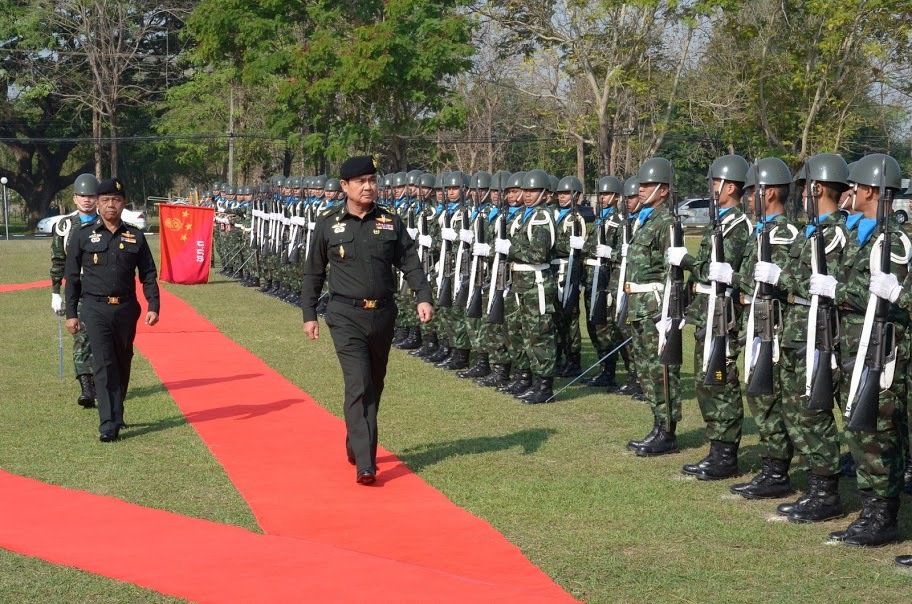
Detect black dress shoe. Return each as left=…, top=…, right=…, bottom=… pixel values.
left=356, top=468, right=376, bottom=485
left=896, top=555, right=912, bottom=567
left=99, top=430, right=119, bottom=443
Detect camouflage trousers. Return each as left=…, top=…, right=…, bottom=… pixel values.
left=745, top=359, right=794, bottom=462
left=583, top=286, right=632, bottom=373
left=630, top=318, right=681, bottom=424
left=693, top=329, right=744, bottom=444
left=513, top=286, right=556, bottom=378
left=438, top=305, right=470, bottom=350
left=504, top=288, right=530, bottom=372
left=779, top=346, right=841, bottom=476
left=72, top=299, right=94, bottom=377
left=553, top=293, right=581, bottom=361
left=840, top=354, right=909, bottom=498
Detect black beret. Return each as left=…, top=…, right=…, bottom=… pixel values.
left=339, top=155, right=377, bottom=181
left=97, top=178, right=126, bottom=197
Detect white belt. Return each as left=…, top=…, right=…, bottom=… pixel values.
left=551, top=258, right=567, bottom=267
left=512, top=263, right=550, bottom=271
left=625, top=281, right=664, bottom=294
left=290, top=216, right=307, bottom=227
left=584, top=258, right=607, bottom=267
left=511, top=263, right=549, bottom=314
left=694, top=283, right=732, bottom=296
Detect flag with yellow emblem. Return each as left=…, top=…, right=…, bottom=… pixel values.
left=158, top=203, right=215, bottom=284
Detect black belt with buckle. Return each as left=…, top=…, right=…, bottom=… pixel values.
left=331, top=294, right=391, bottom=309
left=85, top=294, right=135, bottom=305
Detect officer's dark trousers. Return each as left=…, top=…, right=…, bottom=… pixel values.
left=82, top=298, right=141, bottom=434
left=325, top=299, right=397, bottom=472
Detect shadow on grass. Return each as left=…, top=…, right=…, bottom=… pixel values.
left=119, top=415, right=187, bottom=440
left=395, top=428, right=558, bottom=472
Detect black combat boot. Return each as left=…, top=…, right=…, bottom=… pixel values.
left=77, top=374, right=96, bottom=408
left=584, top=359, right=618, bottom=389
left=475, top=363, right=510, bottom=387
left=457, top=352, right=490, bottom=379
left=681, top=441, right=740, bottom=480
left=905, top=450, right=912, bottom=495
left=519, top=377, right=555, bottom=404
left=786, top=473, right=844, bottom=523
left=616, top=372, right=643, bottom=396
left=634, top=421, right=677, bottom=457
left=259, top=279, right=273, bottom=293
left=843, top=495, right=900, bottom=547
left=391, top=327, right=407, bottom=346
left=245, top=276, right=261, bottom=288
left=498, top=370, right=532, bottom=395
left=438, top=348, right=470, bottom=370
left=627, top=417, right=661, bottom=452
left=411, top=332, right=438, bottom=358
left=553, top=352, right=566, bottom=378
left=425, top=339, right=451, bottom=363
left=397, top=327, right=422, bottom=350
left=514, top=376, right=540, bottom=400
left=731, top=458, right=794, bottom=499
left=560, top=353, right=583, bottom=378
left=896, top=555, right=912, bottom=567
left=433, top=346, right=457, bottom=368
left=829, top=490, right=876, bottom=542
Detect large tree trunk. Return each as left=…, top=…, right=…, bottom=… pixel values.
left=93, top=108, right=103, bottom=179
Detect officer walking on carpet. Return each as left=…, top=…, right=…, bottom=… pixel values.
left=301, top=156, right=434, bottom=485
left=64, top=178, right=160, bottom=442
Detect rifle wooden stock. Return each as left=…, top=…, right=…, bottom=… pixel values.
left=804, top=182, right=837, bottom=411
left=661, top=210, right=685, bottom=367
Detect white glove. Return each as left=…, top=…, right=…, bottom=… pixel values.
left=494, top=238, right=511, bottom=255
left=621, top=243, right=629, bottom=258
left=596, top=244, right=613, bottom=260
left=809, top=274, right=838, bottom=298
left=708, top=261, right=734, bottom=285
left=870, top=271, right=902, bottom=303
left=569, top=235, right=584, bottom=251
left=459, top=229, right=474, bottom=244
left=655, top=317, right=685, bottom=335
left=51, top=293, right=63, bottom=314
left=666, top=246, right=688, bottom=267
left=418, top=234, right=432, bottom=248
left=442, top=227, right=458, bottom=242
left=754, top=261, right=782, bottom=286
left=307, top=221, right=316, bottom=230
left=406, top=227, right=418, bottom=240
left=473, top=242, right=491, bottom=257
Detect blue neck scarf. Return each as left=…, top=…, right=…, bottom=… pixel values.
left=754, top=213, right=780, bottom=235
left=637, top=207, right=655, bottom=225
left=79, top=212, right=97, bottom=223
left=845, top=213, right=864, bottom=231
left=523, top=207, right=535, bottom=221
left=856, top=218, right=878, bottom=246
left=805, top=212, right=832, bottom=237
left=508, top=206, right=520, bottom=219
left=557, top=208, right=571, bottom=223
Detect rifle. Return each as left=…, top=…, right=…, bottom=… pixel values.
left=437, top=199, right=455, bottom=308
left=466, top=191, right=488, bottom=319
left=562, top=191, right=583, bottom=313
left=745, top=178, right=779, bottom=396
left=399, top=196, right=417, bottom=297
left=703, top=176, right=735, bottom=386
left=615, top=195, right=632, bottom=326
left=487, top=203, right=509, bottom=324
left=804, top=168, right=838, bottom=410
left=418, top=197, right=433, bottom=278
left=589, top=201, right=610, bottom=325
left=454, top=191, right=473, bottom=308
left=659, top=169, right=684, bottom=431
left=845, top=156, right=895, bottom=431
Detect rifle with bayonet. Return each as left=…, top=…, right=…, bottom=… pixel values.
left=487, top=203, right=508, bottom=324
left=804, top=169, right=838, bottom=410
left=746, top=177, right=778, bottom=396
left=454, top=190, right=473, bottom=309
left=660, top=175, right=685, bottom=367
left=466, top=191, right=488, bottom=319
left=589, top=202, right=611, bottom=325
left=615, top=194, right=632, bottom=327
left=562, top=189, right=583, bottom=313
left=845, top=156, right=896, bottom=431
left=703, top=175, right=735, bottom=386
left=437, top=198, right=455, bottom=308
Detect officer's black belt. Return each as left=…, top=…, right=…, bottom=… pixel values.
left=330, top=294, right=391, bottom=309
left=84, top=294, right=136, bottom=305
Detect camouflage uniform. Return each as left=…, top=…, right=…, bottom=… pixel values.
left=51, top=214, right=95, bottom=377
left=552, top=207, right=585, bottom=373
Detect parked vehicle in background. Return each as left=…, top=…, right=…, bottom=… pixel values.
left=36, top=206, right=148, bottom=234
left=679, top=197, right=711, bottom=226
left=893, top=178, right=911, bottom=224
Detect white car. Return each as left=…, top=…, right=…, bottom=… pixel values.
left=678, top=197, right=711, bottom=226
left=36, top=207, right=148, bottom=234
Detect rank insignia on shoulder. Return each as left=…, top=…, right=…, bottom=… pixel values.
left=332, top=223, right=346, bottom=234
left=89, top=233, right=101, bottom=243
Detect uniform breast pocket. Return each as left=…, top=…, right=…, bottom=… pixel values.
left=371, top=228, right=397, bottom=260
left=329, top=231, right=355, bottom=262
left=84, top=242, right=108, bottom=266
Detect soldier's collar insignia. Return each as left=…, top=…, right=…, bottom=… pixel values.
left=89, top=232, right=101, bottom=243
left=376, top=214, right=392, bottom=223
left=332, top=222, right=346, bottom=233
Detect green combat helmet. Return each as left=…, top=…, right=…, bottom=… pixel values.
left=419, top=173, right=436, bottom=189
left=212, top=181, right=223, bottom=192
left=507, top=171, right=527, bottom=190
left=393, top=172, right=408, bottom=187
left=444, top=171, right=469, bottom=189
left=406, top=169, right=424, bottom=187
left=313, top=175, right=328, bottom=190
left=637, top=157, right=674, bottom=185
left=521, top=169, right=550, bottom=190
left=274, top=176, right=286, bottom=188
left=598, top=175, right=623, bottom=195
left=224, top=185, right=237, bottom=196
left=548, top=174, right=560, bottom=193
left=324, top=178, right=343, bottom=193
left=557, top=175, right=583, bottom=193
left=73, top=173, right=99, bottom=196
left=794, top=153, right=849, bottom=187
left=624, top=176, right=640, bottom=198
left=749, top=157, right=793, bottom=189
left=849, top=153, right=903, bottom=191
left=470, top=170, right=492, bottom=190
left=709, top=154, right=750, bottom=183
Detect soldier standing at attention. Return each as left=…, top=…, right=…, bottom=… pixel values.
left=64, top=178, right=160, bottom=442
left=551, top=176, right=586, bottom=378
left=625, top=158, right=682, bottom=456
left=301, top=156, right=434, bottom=485
left=667, top=155, right=751, bottom=480
left=51, top=173, right=100, bottom=408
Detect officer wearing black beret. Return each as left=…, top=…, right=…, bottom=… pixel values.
left=302, top=155, right=434, bottom=484
left=64, top=178, right=160, bottom=442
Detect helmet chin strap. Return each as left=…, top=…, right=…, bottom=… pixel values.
left=846, top=183, right=858, bottom=213
left=641, top=183, right=661, bottom=208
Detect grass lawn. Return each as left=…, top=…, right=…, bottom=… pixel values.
left=1, top=236, right=911, bottom=603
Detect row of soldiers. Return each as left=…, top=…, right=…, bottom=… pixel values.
left=212, top=151, right=912, bottom=559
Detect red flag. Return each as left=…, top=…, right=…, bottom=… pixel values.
left=158, top=204, right=215, bottom=285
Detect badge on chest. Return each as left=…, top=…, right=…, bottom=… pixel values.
left=89, top=233, right=101, bottom=243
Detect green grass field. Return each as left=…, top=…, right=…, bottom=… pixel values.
left=1, top=237, right=911, bottom=603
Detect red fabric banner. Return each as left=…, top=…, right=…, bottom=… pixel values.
left=158, top=204, right=215, bottom=285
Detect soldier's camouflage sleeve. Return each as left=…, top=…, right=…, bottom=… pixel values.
left=50, top=221, right=68, bottom=293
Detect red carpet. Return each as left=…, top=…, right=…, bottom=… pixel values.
left=129, top=288, right=573, bottom=601
left=0, top=279, right=50, bottom=293
left=0, top=470, right=571, bottom=602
